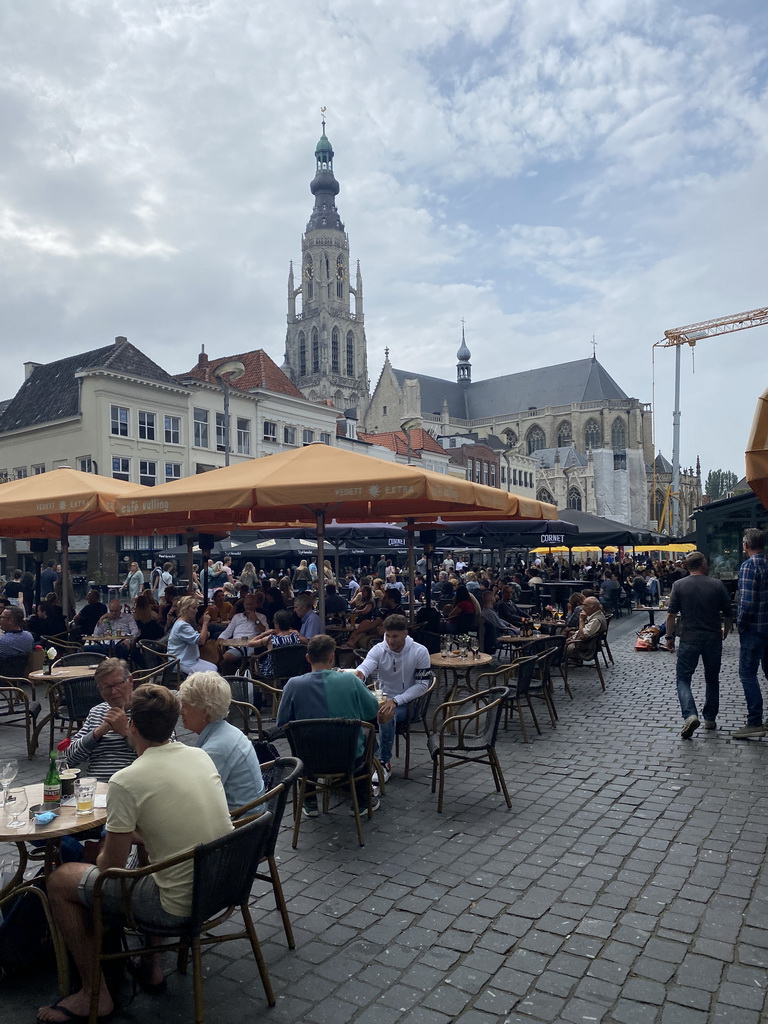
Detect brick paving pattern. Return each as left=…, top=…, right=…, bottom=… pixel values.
left=2, top=614, right=767, bottom=1023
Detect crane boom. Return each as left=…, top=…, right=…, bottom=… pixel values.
left=657, top=306, right=768, bottom=348
left=652, top=303, right=768, bottom=536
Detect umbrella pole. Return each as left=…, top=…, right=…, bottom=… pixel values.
left=60, top=525, right=71, bottom=619
left=316, top=512, right=326, bottom=628
left=407, top=519, right=415, bottom=627
left=186, top=532, right=195, bottom=595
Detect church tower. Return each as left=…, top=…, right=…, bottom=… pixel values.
left=456, top=325, right=472, bottom=384
left=283, top=120, right=369, bottom=411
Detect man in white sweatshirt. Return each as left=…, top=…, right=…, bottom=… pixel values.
left=356, top=613, right=432, bottom=783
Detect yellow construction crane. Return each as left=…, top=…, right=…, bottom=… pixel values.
left=653, top=305, right=768, bottom=535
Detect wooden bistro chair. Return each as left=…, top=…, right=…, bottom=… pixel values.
left=564, top=634, right=606, bottom=692
left=230, top=756, right=303, bottom=949
left=52, top=652, right=107, bottom=670
left=87, top=811, right=276, bottom=1024
left=46, top=675, right=101, bottom=751
left=427, top=686, right=512, bottom=814
left=0, top=680, right=43, bottom=756
left=394, top=674, right=438, bottom=779
left=284, top=718, right=377, bottom=848
left=502, top=656, right=541, bottom=742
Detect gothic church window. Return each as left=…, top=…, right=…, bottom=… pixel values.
left=311, top=328, right=319, bottom=374
left=584, top=419, right=601, bottom=449
left=611, top=418, right=627, bottom=451
left=346, top=331, right=354, bottom=376
left=299, top=332, right=306, bottom=376
left=526, top=425, right=546, bottom=455
left=556, top=420, right=572, bottom=447
left=331, top=328, right=340, bottom=373
left=537, top=487, right=555, bottom=504
left=567, top=486, right=582, bottom=511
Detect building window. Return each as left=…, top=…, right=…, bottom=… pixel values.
left=138, top=411, right=156, bottom=441
left=311, top=328, right=320, bottom=374
left=237, top=417, right=251, bottom=454
left=567, top=486, right=582, bottom=510
left=331, top=328, right=340, bottom=374
left=512, top=469, right=517, bottom=486
left=139, top=460, right=157, bottom=487
left=526, top=425, right=546, bottom=455
left=556, top=420, right=572, bottom=447
left=584, top=419, right=601, bottom=450
left=32, top=464, right=46, bottom=475
left=110, top=405, right=129, bottom=437
left=483, top=462, right=489, bottom=486
left=112, top=457, right=130, bottom=481
left=283, top=426, right=296, bottom=445
left=537, top=487, right=555, bottom=504
left=299, top=332, right=306, bottom=376
left=320, top=432, right=331, bottom=445
left=501, top=465, right=506, bottom=483
left=303, top=429, right=314, bottom=445
left=346, top=331, right=354, bottom=376
left=216, top=412, right=226, bottom=452
left=165, top=462, right=182, bottom=483
left=14, top=467, right=28, bottom=479
left=490, top=464, right=497, bottom=487
left=611, top=418, right=627, bottom=452
left=467, top=458, right=473, bottom=480
left=193, top=408, right=209, bottom=448
left=164, top=415, right=181, bottom=445
left=263, top=420, right=277, bottom=443
left=78, top=457, right=93, bottom=473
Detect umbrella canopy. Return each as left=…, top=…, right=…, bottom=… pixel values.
left=0, top=468, right=155, bottom=615
left=116, top=444, right=513, bottom=523
left=557, top=508, right=655, bottom=547
left=746, top=386, right=768, bottom=509
left=116, top=444, right=529, bottom=622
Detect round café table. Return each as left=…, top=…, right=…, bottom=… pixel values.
left=430, top=651, right=493, bottom=699
left=0, top=781, right=108, bottom=898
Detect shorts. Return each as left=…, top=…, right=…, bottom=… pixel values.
left=78, top=865, right=190, bottom=930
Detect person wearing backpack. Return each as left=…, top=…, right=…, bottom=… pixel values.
left=151, top=561, right=174, bottom=601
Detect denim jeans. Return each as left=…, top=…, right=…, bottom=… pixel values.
left=377, top=705, right=409, bottom=764
left=675, top=635, right=722, bottom=721
left=738, top=630, right=768, bottom=726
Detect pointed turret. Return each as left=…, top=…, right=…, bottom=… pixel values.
left=457, top=325, right=472, bottom=385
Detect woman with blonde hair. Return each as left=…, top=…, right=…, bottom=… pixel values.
left=292, top=558, right=312, bottom=593
left=278, top=575, right=294, bottom=604
left=167, top=596, right=216, bottom=675
left=238, top=562, right=257, bottom=591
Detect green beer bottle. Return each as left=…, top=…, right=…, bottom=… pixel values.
left=43, top=751, right=62, bottom=804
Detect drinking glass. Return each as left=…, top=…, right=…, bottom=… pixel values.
left=6, top=788, right=28, bottom=829
left=441, top=636, right=450, bottom=657
left=75, top=777, right=97, bottom=816
left=0, top=759, right=18, bottom=807
left=470, top=637, right=480, bottom=659
left=458, top=638, right=467, bottom=659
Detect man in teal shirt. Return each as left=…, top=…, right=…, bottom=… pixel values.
left=277, top=634, right=378, bottom=816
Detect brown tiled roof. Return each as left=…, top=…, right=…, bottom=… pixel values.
left=358, top=428, right=445, bottom=458
left=177, top=349, right=304, bottom=399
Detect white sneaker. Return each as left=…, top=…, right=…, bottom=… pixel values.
left=372, top=763, right=392, bottom=785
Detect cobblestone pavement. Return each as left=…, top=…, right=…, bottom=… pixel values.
left=2, top=614, right=767, bottom=1024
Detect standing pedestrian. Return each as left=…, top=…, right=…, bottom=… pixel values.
left=732, top=529, right=768, bottom=739
left=665, top=551, right=733, bottom=739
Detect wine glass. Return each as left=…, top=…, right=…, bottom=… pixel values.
left=6, top=788, right=28, bottom=829
left=470, top=637, right=480, bottom=659
left=458, top=637, right=468, bottom=659
left=1, top=759, right=18, bottom=807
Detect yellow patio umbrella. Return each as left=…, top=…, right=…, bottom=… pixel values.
left=632, top=543, right=695, bottom=553
left=746, top=386, right=768, bottom=508
left=0, top=468, right=154, bottom=615
left=115, top=444, right=527, bottom=620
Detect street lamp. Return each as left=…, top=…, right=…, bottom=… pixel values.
left=213, top=360, right=245, bottom=466
left=400, top=416, right=421, bottom=466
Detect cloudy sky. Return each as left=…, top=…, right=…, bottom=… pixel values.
left=2, top=0, right=767, bottom=483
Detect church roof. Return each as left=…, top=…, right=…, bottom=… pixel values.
left=532, top=446, right=589, bottom=470
left=0, top=338, right=179, bottom=432
left=177, top=349, right=305, bottom=399
left=391, top=357, right=629, bottom=421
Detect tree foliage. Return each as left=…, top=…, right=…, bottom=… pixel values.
left=704, top=469, right=738, bottom=501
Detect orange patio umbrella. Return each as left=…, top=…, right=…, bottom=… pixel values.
left=115, top=444, right=521, bottom=620
left=746, top=386, right=768, bottom=509
left=0, top=468, right=156, bottom=615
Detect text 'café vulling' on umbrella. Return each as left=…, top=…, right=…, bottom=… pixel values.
left=115, top=444, right=557, bottom=621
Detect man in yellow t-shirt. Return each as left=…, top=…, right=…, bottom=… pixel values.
left=38, top=684, right=232, bottom=1024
